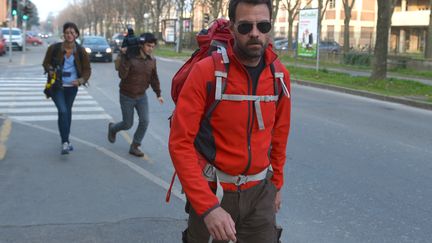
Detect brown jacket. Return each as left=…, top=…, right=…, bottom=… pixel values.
left=42, top=42, right=91, bottom=85
left=115, top=52, right=161, bottom=98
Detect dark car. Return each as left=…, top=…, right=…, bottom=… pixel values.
left=109, top=33, right=125, bottom=53
left=82, top=36, right=113, bottom=62
left=319, top=41, right=341, bottom=54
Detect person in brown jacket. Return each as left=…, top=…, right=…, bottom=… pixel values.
left=108, top=32, right=163, bottom=157
left=42, top=22, right=91, bottom=155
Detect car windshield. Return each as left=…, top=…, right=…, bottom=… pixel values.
left=83, top=38, right=107, bottom=45
left=1, top=29, right=21, bottom=35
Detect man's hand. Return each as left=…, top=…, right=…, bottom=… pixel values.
left=203, top=207, right=237, bottom=242
left=275, top=191, right=282, bottom=213
left=157, top=96, right=164, bottom=104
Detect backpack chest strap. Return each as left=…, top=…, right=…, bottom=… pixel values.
left=215, top=72, right=279, bottom=130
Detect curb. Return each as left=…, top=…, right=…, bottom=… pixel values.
left=293, top=79, right=432, bottom=111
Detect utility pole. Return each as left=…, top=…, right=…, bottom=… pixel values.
left=22, top=0, right=27, bottom=53
left=8, top=0, right=13, bottom=62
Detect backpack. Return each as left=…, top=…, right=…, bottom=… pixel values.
left=171, top=18, right=233, bottom=104
left=166, top=19, right=290, bottom=203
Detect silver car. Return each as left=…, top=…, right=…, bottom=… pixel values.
left=1, top=28, right=23, bottom=51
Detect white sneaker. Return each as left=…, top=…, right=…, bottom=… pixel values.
left=68, top=142, right=74, bottom=151
left=61, top=142, right=69, bottom=155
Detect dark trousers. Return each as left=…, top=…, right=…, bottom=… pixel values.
left=52, top=87, right=78, bottom=143
left=111, top=93, right=149, bottom=145
left=185, top=179, right=279, bottom=243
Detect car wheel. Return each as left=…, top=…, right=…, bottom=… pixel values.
left=32, top=42, right=38, bottom=46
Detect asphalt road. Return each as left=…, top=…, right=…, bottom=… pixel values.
left=0, top=45, right=431, bottom=243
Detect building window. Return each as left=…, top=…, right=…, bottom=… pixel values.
left=329, top=0, right=336, bottom=9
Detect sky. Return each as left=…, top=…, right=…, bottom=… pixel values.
left=32, top=0, right=72, bottom=21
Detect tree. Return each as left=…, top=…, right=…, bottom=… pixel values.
left=271, top=0, right=281, bottom=38
left=318, top=0, right=330, bottom=37
left=342, top=0, right=355, bottom=53
left=425, top=0, right=432, bottom=59
left=370, top=0, right=397, bottom=81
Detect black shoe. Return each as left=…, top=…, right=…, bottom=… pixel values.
left=108, top=122, right=116, bottom=143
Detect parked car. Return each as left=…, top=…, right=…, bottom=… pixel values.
left=319, top=40, right=341, bottom=54
left=109, top=32, right=125, bottom=53
left=0, top=32, right=6, bottom=56
left=82, top=36, right=113, bottom=62
left=26, top=34, right=43, bottom=46
left=273, top=38, right=297, bottom=51
left=1, top=28, right=23, bottom=51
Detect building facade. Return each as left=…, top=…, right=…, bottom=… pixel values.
left=274, top=0, right=378, bottom=51
left=0, top=0, right=8, bottom=26
left=391, top=0, right=431, bottom=53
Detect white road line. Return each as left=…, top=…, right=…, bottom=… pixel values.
left=0, top=100, right=98, bottom=107
left=0, top=96, right=93, bottom=100
left=0, top=87, right=86, bottom=91
left=8, top=119, right=185, bottom=202
left=0, top=91, right=89, bottom=95
left=0, top=77, right=46, bottom=80
left=0, top=83, right=47, bottom=87
left=9, top=113, right=112, bottom=121
left=0, top=106, right=104, bottom=113
left=0, top=80, right=46, bottom=83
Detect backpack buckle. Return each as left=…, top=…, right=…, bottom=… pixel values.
left=235, top=175, right=248, bottom=186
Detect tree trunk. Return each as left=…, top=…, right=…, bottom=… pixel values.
left=288, top=16, right=294, bottom=50
left=370, top=0, right=396, bottom=81
left=271, top=0, right=281, bottom=38
left=343, top=12, right=351, bottom=53
left=425, top=0, right=432, bottom=59
left=342, top=0, right=355, bottom=53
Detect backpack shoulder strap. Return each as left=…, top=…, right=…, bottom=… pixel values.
left=271, top=60, right=290, bottom=98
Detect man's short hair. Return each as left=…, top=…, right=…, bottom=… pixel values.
left=228, top=0, right=273, bottom=22
left=63, top=22, right=80, bottom=38
left=139, top=33, right=157, bottom=45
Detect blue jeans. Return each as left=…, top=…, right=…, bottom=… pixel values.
left=111, top=93, right=149, bottom=145
left=51, top=87, right=78, bottom=144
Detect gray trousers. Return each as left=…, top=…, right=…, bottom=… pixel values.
left=111, top=93, right=149, bottom=145
left=185, top=179, right=279, bottom=243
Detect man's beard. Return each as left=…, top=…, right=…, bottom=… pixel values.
left=236, top=38, right=267, bottom=60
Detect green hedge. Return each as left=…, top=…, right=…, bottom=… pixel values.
left=343, top=52, right=372, bottom=67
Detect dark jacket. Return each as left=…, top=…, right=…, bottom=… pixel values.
left=115, top=52, right=161, bottom=98
left=42, top=42, right=91, bottom=85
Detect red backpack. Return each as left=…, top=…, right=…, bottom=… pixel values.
left=171, top=18, right=233, bottom=104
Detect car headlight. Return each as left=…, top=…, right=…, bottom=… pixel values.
left=85, top=47, right=92, bottom=53
left=106, top=48, right=112, bottom=53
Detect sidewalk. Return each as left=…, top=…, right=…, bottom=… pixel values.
left=0, top=45, right=46, bottom=67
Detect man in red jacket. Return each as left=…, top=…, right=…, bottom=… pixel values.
left=169, top=0, right=291, bottom=242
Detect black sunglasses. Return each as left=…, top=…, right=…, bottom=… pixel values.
left=237, top=21, right=272, bottom=35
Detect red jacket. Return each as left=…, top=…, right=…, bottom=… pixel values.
left=168, top=43, right=291, bottom=216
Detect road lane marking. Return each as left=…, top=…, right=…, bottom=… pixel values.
left=0, top=96, right=93, bottom=100
left=9, top=114, right=112, bottom=121
left=0, top=100, right=98, bottom=107
left=8, top=119, right=185, bottom=202
left=0, top=106, right=104, bottom=113
left=0, top=118, right=12, bottom=160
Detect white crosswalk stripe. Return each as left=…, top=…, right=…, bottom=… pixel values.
left=0, top=76, right=112, bottom=122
